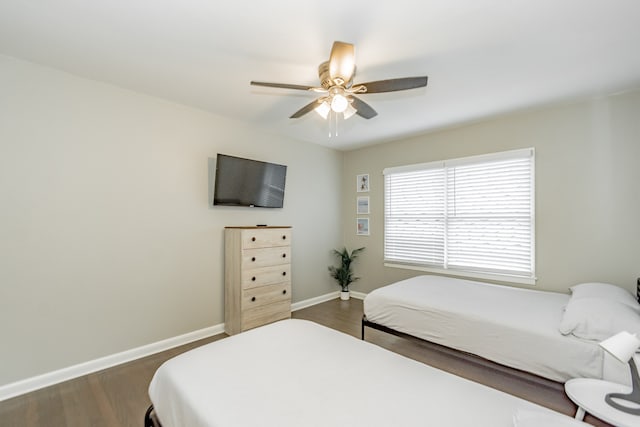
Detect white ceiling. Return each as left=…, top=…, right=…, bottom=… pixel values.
left=1, top=0, right=639, bottom=150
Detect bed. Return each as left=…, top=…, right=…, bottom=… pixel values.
left=363, top=275, right=640, bottom=384
left=145, top=319, right=589, bottom=427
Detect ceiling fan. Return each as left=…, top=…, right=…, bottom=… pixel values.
left=250, top=41, right=428, bottom=120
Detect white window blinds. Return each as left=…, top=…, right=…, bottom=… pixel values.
left=384, top=148, right=535, bottom=281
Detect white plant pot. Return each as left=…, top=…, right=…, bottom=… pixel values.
left=340, top=291, right=350, bottom=301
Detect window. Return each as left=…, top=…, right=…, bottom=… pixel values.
left=384, top=148, right=535, bottom=284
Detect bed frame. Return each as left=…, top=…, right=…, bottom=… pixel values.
left=361, top=315, right=565, bottom=392
left=144, top=405, right=160, bottom=427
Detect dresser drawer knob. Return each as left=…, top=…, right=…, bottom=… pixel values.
left=251, top=257, right=256, bottom=262
left=252, top=237, right=256, bottom=242
left=282, top=235, right=286, bottom=240
left=251, top=296, right=256, bottom=302
left=252, top=277, right=256, bottom=281
left=282, top=271, right=286, bottom=276
left=282, top=253, right=286, bottom=258
left=282, top=290, right=287, bottom=295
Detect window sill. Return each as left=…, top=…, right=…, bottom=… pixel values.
left=383, top=263, right=537, bottom=286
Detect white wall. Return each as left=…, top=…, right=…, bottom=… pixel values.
left=0, top=54, right=343, bottom=386
left=4, top=49, right=638, bottom=390
left=342, top=90, right=640, bottom=295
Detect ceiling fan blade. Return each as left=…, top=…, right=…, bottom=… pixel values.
left=329, top=41, right=355, bottom=84
left=251, top=81, right=316, bottom=91
left=350, top=96, right=378, bottom=119
left=358, top=76, right=428, bottom=93
left=290, top=98, right=323, bottom=119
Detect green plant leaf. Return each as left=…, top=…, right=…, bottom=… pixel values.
left=328, top=247, right=365, bottom=291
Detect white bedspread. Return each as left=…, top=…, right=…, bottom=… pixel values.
left=364, top=275, right=603, bottom=382
left=149, top=319, right=587, bottom=427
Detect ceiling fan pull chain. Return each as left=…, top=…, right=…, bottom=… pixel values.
left=329, top=110, right=339, bottom=137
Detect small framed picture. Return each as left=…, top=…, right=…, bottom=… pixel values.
left=356, top=218, right=369, bottom=236
left=357, top=196, right=370, bottom=214
left=357, top=174, right=369, bottom=192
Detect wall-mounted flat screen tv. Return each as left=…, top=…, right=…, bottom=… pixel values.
left=213, top=154, right=287, bottom=208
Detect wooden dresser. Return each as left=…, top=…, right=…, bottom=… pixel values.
left=224, top=226, right=292, bottom=335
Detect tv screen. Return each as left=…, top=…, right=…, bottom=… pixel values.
left=213, top=154, right=287, bottom=208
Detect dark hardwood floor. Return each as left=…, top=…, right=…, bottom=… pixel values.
left=0, top=298, right=611, bottom=426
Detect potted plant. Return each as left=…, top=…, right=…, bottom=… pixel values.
left=328, top=247, right=365, bottom=300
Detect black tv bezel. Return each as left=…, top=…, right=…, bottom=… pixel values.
left=213, top=153, right=287, bottom=208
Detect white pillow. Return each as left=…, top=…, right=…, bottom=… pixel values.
left=570, top=282, right=640, bottom=313
left=559, top=297, right=640, bottom=341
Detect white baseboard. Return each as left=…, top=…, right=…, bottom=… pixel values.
left=0, top=291, right=351, bottom=402
left=289, top=290, right=367, bottom=310
left=0, top=324, right=225, bottom=402
left=291, top=291, right=340, bottom=311
left=349, top=290, right=367, bottom=300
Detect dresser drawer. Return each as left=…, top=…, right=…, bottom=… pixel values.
left=242, top=283, right=290, bottom=308
left=241, top=228, right=291, bottom=249
left=241, top=264, right=290, bottom=289
left=242, top=246, right=290, bottom=268
left=242, top=300, right=291, bottom=331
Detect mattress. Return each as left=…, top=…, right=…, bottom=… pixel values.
left=148, top=319, right=588, bottom=427
left=364, top=275, right=604, bottom=382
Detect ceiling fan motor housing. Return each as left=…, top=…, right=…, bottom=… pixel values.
left=318, top=60, right=353, bottom=89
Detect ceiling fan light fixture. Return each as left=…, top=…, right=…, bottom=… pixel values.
left=315, top=100, right=330, bottom=119
left=343, top=102, right=357, bottom=120
left=330, top=93, right=348, bottom=113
